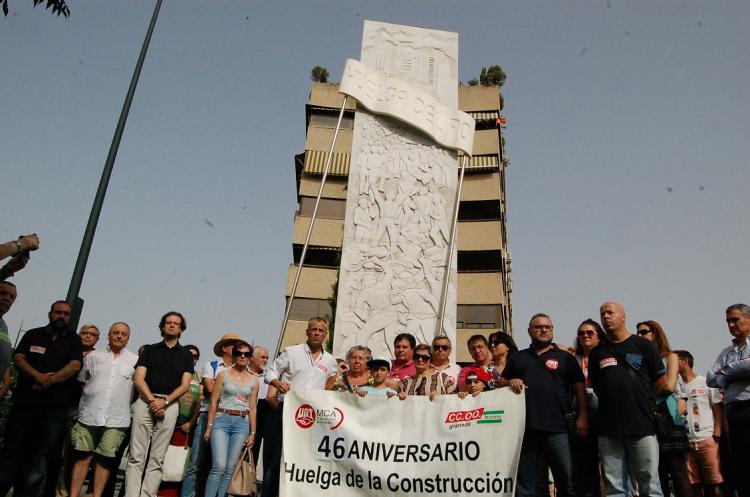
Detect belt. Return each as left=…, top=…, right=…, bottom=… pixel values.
left=217, top=407, right=249, bottom=418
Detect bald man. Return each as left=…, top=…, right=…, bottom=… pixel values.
left=588, top=302, right=668, bottom=497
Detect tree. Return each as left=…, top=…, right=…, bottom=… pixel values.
left=310, top=66, right=330, bottom=83
left=467, top=78, right=479, bottom=86
left=2, top=0, right=69, bottom=17
left=479, top=65, right=506, bottom=87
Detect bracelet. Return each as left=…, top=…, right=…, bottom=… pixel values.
left=207, top=423, right=213, bottom=427
left=249, top=432, right=255, bottom=436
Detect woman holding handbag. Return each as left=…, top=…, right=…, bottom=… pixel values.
left=204, top=340, right=258, bottom=497
left=637, top=320, right=691, bottom=497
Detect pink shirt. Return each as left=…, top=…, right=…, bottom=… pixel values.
left=391, top=360, right=416, bottom=381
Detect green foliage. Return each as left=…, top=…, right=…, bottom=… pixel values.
left=311, top=66, right=330, bottom=84
left=324, top=255, right=341, bottom=354
left=479, top=65, right=506, bottom=87
left=468, top=78, right=479, bottom=86
left=2, top=0, right=70, bottom=17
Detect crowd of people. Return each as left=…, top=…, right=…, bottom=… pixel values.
left=1, top=235, right=749, bottom=497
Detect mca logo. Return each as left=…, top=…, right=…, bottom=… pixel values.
left=295, top=404, right=315, bottom=429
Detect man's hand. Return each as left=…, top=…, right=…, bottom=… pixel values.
left=35, top=372, right=55, bottom=388
left=18, top=235, right=40, bottom=252
left=273, top=381, right=291, bottom=394
left=148, top=398, right=167, bottom=413
left=508, top=379, right=526, bottom=394
left=576, top=415, right=588, bottom=438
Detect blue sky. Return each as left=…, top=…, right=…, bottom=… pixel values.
left=2, top=1, right=748, bottom=371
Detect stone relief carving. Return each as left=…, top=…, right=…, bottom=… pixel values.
left=333, top=22, right=460, bottom=360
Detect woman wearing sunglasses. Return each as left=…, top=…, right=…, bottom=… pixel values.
left=573, top=319, right=608, bottom=497
left=636, top=320, right=691, bottom=497
left=204, top=340, right=258, bottom=497
left=398, top=344, right=455, bottom=400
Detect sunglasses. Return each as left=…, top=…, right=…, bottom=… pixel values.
left=191, top=354, right=200, bottom=359
left=637, top=329, right=652, bottom=336
left=433, top=345, right=450, bottom=351
left=414, top=354, right=431, bottom=362
left=577, top=330, right=596, bottom=337
left=233, top=351, right=252, bottom=358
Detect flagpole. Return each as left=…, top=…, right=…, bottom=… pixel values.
left=275, top=96, right=349, bottom=357
left=437, top=154, right=468, bottom=336
left=66, top=0, right=163, bottom=314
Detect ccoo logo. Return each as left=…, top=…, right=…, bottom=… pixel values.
left=295, top=404, right=316, bottom=429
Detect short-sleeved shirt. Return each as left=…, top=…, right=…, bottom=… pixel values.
left=136, top=341, right=194, bottom=395
left=391, top=360, right=416, bottom=381
left=588, top=334, right=666, bottom=437
left=502, top=345, right=585, bottom=433
left=77, top=348, right=138, bottom=428
left=199, top=359, right=230, bottom=412
left=684, top=375, right=723, bottom=443
left=14, top=325, right=83, bottom=407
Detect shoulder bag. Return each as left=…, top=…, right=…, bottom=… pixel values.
left=227, top=446, right=257, bottom=496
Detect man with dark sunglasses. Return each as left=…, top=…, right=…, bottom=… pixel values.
left=430, top=336, right=460, bottom=382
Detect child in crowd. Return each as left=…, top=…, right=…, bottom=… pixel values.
left=358, top=357, right=397, bottom=397
left=458, top=368, right=489, bottom=398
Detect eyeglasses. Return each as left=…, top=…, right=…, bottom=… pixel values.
left=432, top=345, right=450, bottom=351
left=414, top=354, right=431, bottom=362
left=233, top=351, right=252, bottom=358
left=80, top=331, right=99, bottom=337
left=637, top=329, right=652, bottom=336
left=530, top=325, right=553, bottom=331
left=577, top=330, right=596, bottom=337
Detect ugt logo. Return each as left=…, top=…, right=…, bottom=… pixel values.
left=295, top=404, right=315, bottom=429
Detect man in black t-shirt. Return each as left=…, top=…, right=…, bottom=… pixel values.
left=500, top=313, right=587, bottom=497
left=0, top=299, right=83, bottom=497
left=589, top=302, right=668, bottom=497
left=124, top=311, right=193, bottom=497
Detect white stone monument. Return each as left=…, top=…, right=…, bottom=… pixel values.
left=333, top=21, right=474, bottom=360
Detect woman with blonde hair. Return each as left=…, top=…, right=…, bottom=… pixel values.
left=637, top=320, right=691, bottom=497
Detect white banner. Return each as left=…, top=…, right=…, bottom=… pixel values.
left=280, top=389, right=525, bottom=497
left=340, top=59, right=476, bottom=156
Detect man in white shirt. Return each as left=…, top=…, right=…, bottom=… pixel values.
left=430, top=335, right=460, bottom=382
left=676, top=350, right=724, bottom=496
left=250, top=346, right=269, bottom=467
left=181, top=332, right=240, bottom=497
left=262, top=317, right=337, bottom=497
left=69, top=322, right=138, bottom=497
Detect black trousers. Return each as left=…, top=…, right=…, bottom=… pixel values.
left=260, top=403, right=283, bottom=497
left=726, top=400, right=750, bottom=497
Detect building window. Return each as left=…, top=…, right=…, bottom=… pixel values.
left=458, top=200, right=501, bottom=221
left=456, top=305, right=500, bottom=329
left=298, top=197, right=347, bottom=219
left=457, top=250, right=503, bottom=272
left=309, top=111, right=355, bottom=130
left=285, top=297, right=333, bottom=321
left=292, top=245, right=340, bottom=268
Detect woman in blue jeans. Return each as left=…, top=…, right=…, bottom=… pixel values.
left=204, top=340, right=258, bottom=497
